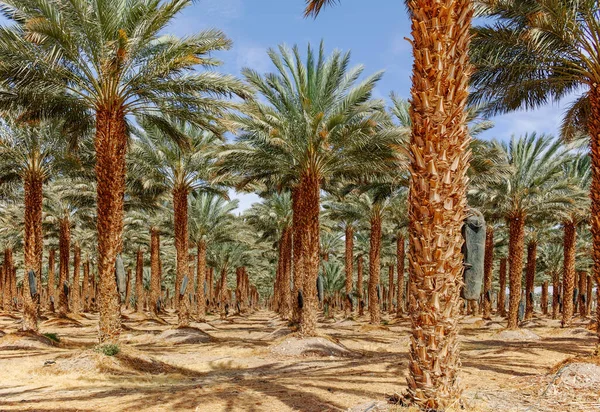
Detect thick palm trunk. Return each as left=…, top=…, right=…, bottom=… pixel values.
left=344, top=225, right=354, bottom=316
left=396, top=235, right=405, bottom=318
left=587, top=274, right=593, bottom=316
left=173, top=187, right=191, bottom=327
left=507, top=216, right=525, bottom=329
left=482, top=227, right=494, bottom=320
left=135, top=248, right=144, bottom=314
left=357, top=255, right=364, bottom=316
left=219, top=267, right=228, bottom=319
left=541, top=281, right=549, bottom=316
left=150, top=227, right=161, bottom=315
left=48, top=249, right=56, bottom=312
left=22, top=174, right=43, bottom=331
left=291, top=188, right=305, bottom=325
left=124, top=268, right=132, bottom=310
left=295, top=173, right=320, bottom=337
left=71, top=243, right=81, bottom=315
left=405, top=0, right=473, bottom=407
left=552, top=270, right=560, bottom=319
left=58, top=218, right=70, bottom=317
left=196, top=240, right=207, bottom=321
left=590, top=87, right=600, bottom=346
left=562, top=221, right=576, bottom=327
left=280, top=227, right=292, bottom=318
left=498, top=257, right=507, bottom=316
left=95, top=108, right=127, bottom=343
left=207, top=267, right=214, bottom=310
left=368, top=209, right=382, bottom=325
left=387, top=265, right=394, bottom=314
left=524, top=240, right=537, bottom=321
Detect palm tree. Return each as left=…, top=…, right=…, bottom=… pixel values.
left=130, top=122, right=226, bottom=327
left=472, top=134, right=577, bottom=329
left=0, top=0, right=251, bottom=342
left=0, top=120, right=66, bottom=331
left=221, top=42, right=397, bottom=336
left=471, top=0, right=600, bottom=341
left=189, top=193, right=238, bottom=321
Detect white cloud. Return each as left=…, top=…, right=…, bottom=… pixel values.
left=228, top=190, right=261, bottom=214
left=235, top=45, right=271, bottom=74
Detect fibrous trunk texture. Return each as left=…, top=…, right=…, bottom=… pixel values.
left=579, top=271, right=588, bottom=318
left=524, top=240, right=537, bottom=321
left=562, top=221, right=576, bottom=327
left=405, top=0, right=473, bottom=406
left=173, top=186, right=191, bottom=327
left=368, top=210, right=382, bottom=325
left=83, top=260, right=90, bottom=312
left=482, top=227, right=494, bottom=320
left=196, top=240, right=207, bottom=321
left=294, top=173, right=320, bottom=336
left=22, top=173, right=43, bottom=331
left=95, top=108, right=126, bottom=343
left=507, top=216, right=525, bottom=329
left=150, top=227, right=161, bottom=315
left=357, top=256, right=364, bottom=316
left=58, top=218, right=70, bottom=317
left=345, top=225, right=354, bottom=316
left=48, top=249, right=56, bottom=312
left=71, top=243, right=81, bottom=315
left=388, top=265, right=394, bottom=314
left=586, top=274, right=593, bottom=316
left=591, top=87, right=600, bottom=346
left=396, top=235, right=405, bottom=318
left=136, top=248, right=144, bottom=314
left=124, top=268, right=132, bottom=310
left=498, top=258, right=507, bottom=317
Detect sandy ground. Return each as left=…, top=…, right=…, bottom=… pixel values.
left=0, top=309, right=598, bottom=412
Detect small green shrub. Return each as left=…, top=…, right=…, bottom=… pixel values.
left=43, top=333, right=60, bottom=342
left=96, top=344, right=120, bottom=356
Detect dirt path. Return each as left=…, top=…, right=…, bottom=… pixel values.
left=0, top=310, right=597, bottom=411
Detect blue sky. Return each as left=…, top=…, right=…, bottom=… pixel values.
left=0, top=0, right=572, bottom=212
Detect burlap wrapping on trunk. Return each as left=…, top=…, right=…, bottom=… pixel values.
left=462, top=209, right=486, bottom=300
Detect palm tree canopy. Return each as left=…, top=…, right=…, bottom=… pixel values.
left=0, top=0, right=252, bottom=138
left=471, top=0, right=600, bottom=139
left=189, top=192, right=238, bottom=246
left=220, top=42, right=401, bottom=192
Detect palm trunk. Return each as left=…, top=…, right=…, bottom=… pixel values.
left=208, top=267, right=214, bottom=310
left=150, top=227, right=161, bottom=315
left=0, top=264, right=4, bottom=311
left=482, top=226, right=494, bottom=320
left=498, top=257, right=507, bottom=317
left=396, top=235, right=405, bottom=318
left=405, top=0, right=473, bottom=407
left=219, top=267, right=228, bottom=319
left=541, top=281, right=548, bottom=316
left=291, top=187, right=305, bottom=325
left=524, top=240, right=537, bottom=321
left=357, top=255, right=364, bottom=316
left=368, top=207, right=382, bottom=325
left=173, top=187, right=191, bottom=327
left=196, top=240, right=207, bottom=321
left=95, top=107, right=126, bottom=343
left=552, top=270, right=560, bottom=319
left=590, top=86, right=600, bottom=346
left=82, top=260, right=90, bottom=312
left=579, top=271, right=588, bottom=318
left=562, top=221, right=576, bottom=327
left=135, top=248, right=144, bottom=314
left=58, top=218, right=70, bottom=317
left=507, top=215, right=525, bottom=329
left=345, top=225, right=354, bottom=316
left=280, top=227, right=292, bottom=318
left=22, top=173, right=43, bottom=331
left=295, top=172, right=320, bottom=337
left=587, top=274, right=593, bottom=316
left=124, top=268, right=131, bottom=310
left=48, top=249, right=56, bottom=312
left=71, top=242, right=81, bottom=315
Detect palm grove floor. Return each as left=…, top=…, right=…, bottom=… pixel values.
left=0, top=310, right=597, bottom=412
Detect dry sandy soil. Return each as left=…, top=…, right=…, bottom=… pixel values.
left=0, top=309, right=599, bottom=412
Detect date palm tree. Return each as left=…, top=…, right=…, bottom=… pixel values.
left=221, top=42, right=398, bottom=336
left=0, top=0, right=251, bottom=342
left=470, top=0, right=600, bottom=341
left=189, top=192, right=238, bottom=321
left=471, top=134, right=577, bottom=329
left=129, top=122, right=226, bottom=327
left=0, top=120, right=67, bottom=331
